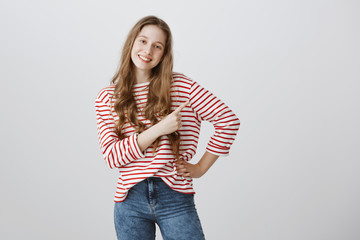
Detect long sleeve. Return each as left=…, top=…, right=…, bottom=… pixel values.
left=95, top=89, right=145, bottom=169
left=189, top=80, right=240, bottom=156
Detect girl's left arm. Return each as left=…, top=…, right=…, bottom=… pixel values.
left=175, top=78, right=240, bottom=178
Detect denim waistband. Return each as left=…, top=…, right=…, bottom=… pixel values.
left=146, top=176, right=163, bottom=182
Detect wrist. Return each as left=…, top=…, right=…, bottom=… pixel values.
left=196, top=163, right=206, bottom=177
left=149, top=122, right=164, bottom=138
left=197, top=152, right=219, bottom=176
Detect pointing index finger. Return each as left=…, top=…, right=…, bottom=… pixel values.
left=174, top=100, right=190, bottom=113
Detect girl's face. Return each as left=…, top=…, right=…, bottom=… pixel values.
left=131, top=25, right=166, bottom=75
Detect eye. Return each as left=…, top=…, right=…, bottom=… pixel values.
left=154, top=45, right=162, bottom=50
left=139, top=39, right=146, bottom=44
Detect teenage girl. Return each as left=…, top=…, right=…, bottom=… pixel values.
left=95, top=15, right=240, bottom=240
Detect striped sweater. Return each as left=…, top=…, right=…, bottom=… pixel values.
left=95, top=73, right=240, bottom=202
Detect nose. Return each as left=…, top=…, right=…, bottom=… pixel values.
left=144, top=44, right=152, bottom=55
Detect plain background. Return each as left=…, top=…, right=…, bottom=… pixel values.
left=1, top=0, right=359, bottom=239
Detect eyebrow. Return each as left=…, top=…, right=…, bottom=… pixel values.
left=137, top=35, right=165, bottom=47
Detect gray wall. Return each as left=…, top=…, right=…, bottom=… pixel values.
left=1, top=0, right=359, bottom=239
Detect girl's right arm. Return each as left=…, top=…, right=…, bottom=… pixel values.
left=96, top=88, right=188, bottom=169
left=95, top=89, right=146, bottom=169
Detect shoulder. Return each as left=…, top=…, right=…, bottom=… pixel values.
left=172, top=72, right=196, bottom=87
left=95, top=84, right=116, bottom=104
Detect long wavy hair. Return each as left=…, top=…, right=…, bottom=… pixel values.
left=111, top=16, right=180, bottom=159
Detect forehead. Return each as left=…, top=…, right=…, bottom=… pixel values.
left=137, top=25, right=166, bottom=45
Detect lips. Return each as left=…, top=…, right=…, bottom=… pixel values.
left=138, top=54, right=152, bottom=62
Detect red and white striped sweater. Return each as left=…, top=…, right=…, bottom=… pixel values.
left=95, top=73, right=240, bottom=202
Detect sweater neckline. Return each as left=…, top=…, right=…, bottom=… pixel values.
left=133, top=81, right=150, bottom=88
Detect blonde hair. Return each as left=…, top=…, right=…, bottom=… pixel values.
left=111, top=16, right=180, bottom=159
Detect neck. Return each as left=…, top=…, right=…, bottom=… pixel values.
left=134, top=69, right=151, bottom=84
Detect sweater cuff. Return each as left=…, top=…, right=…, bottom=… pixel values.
left=130, top=133, right=146, bottom=159
left=205, top=146, right=230, bottom=157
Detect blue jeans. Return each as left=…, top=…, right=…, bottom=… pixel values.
left=114, top=177, right=206, bottom=240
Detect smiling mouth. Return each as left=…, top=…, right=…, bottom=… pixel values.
left=138, top=55, right=152, bottom=62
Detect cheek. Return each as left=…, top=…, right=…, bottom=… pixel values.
left=130, top=51, right=136, bottom=64
left=155, top=51, right=164, bottom=62
left=131, top=45, right=140, bottom=61
left=131, top=43, right=141, bottom=55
